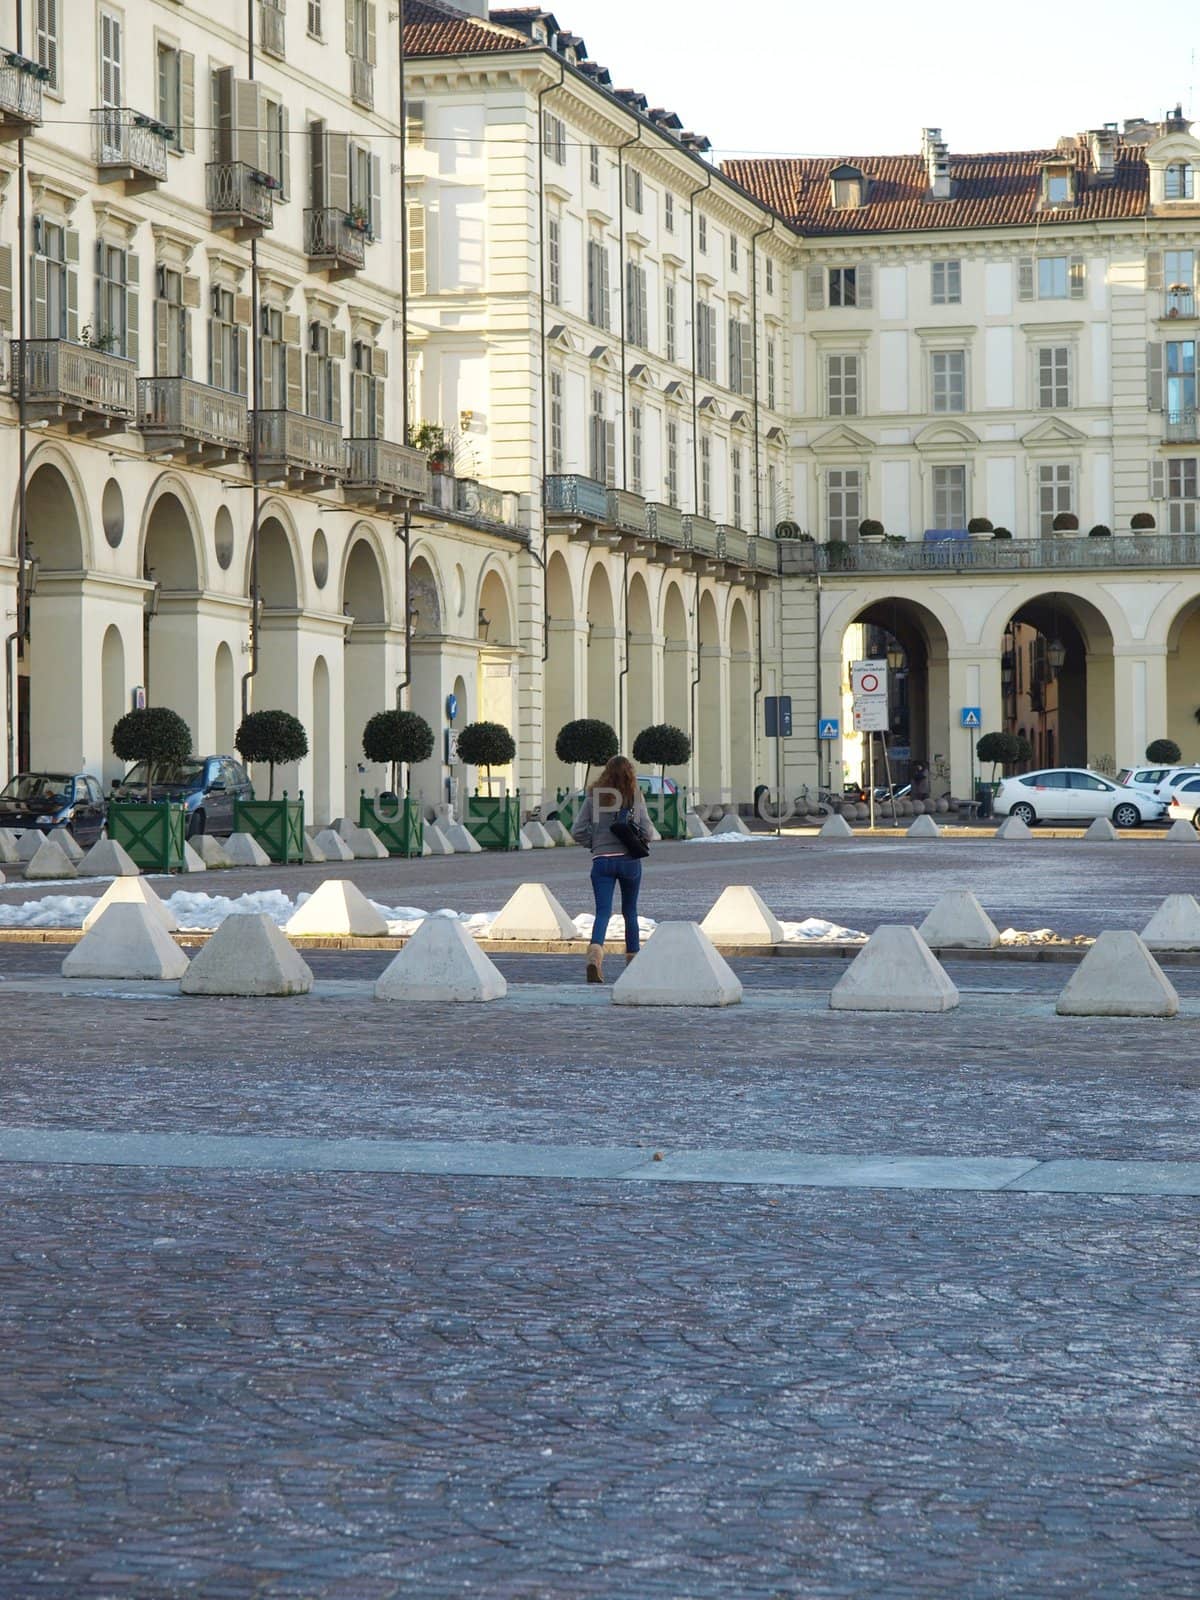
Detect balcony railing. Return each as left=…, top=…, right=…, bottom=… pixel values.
left=684, top=514, right=720, bottom=558
left=544, top=473, right=610, bottom=521
left=206, top=160, right=275, bottom=234
left=645, top=501, right=685, bottom=545
left=746, top=536, right=779, bottom=575
left=92, top=107, right=170, bottom=185
left=350, top=56, right=374, bottom=109
left=606, top=488, right=647, bottom=533
left=344, top=437, right=429, bottom=504
left=304, top=206, right=367, bottom=273
left=254, top=409, right=345, bottom=486
left=1164, top=289, right=1197, bottom=319
left=785, top=533, right=1200, bottom=577
left=0, top=49, right=44, bottom=132
left=456, top=476, right=520, bottom=528
left=137, top=377, right=248, bottom=457
left=718, top=524, right=750, bottom=565
left=259, top=0, right=285, bottom=57
left=13, top=338, right=136, bottom=426
left=1165, top=409, right=1199, bottom=443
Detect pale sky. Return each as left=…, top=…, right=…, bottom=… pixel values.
left=554, top=0, right=1199, bottom=160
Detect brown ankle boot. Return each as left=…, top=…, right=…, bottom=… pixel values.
left=624, top=951, right=637, bottom=966
left=586, top=944, right=604, bottom=983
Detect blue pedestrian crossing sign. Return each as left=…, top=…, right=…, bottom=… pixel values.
left=818, top=718, right=839, bottom=740
left=960, top=707, right=982, bottom=729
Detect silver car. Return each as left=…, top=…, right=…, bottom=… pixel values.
left=994, top=767, right=1166, bottom=828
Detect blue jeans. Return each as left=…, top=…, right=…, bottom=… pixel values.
left=590, top=856, right=643, bottom=952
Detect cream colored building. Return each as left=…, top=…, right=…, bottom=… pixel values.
left=2, top=2, right=1199, bottom=818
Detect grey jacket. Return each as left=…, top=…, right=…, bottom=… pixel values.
left=571, top=790, right=653, bottom=856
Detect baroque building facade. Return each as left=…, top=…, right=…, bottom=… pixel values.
left=2, top=0, right=1199, bottom=817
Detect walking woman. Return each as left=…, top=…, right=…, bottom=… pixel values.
left=571, top=754, right=652, bottom=983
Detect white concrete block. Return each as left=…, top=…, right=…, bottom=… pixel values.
left=830, top=925, right=960, bottom=1013
left=63, top=902, right=189, bottom=981
left=331, top=817, right=358, bottom=841
left=302, top=833, right=327, bottom=863
left=1165, top=819, right=1199, bottom=843
left=346, top=825, right=390, bottom=860
left=78, top=838, right=141, bottom=878
left=181, top=912, right=313, bottom=996
left=521, top=821, right=556, bottom=849
left=685, top=810, right=711, bottom=839
left=445, top=822, right=483, bottom=853
left=645, top=819, right=662, bottom=843
left=24, top=836, right=78, bottom=879
left=83, top=875, right=179, bottom=933
left=0, top=866, right=5, bottom=885
left=543, top=819, right=575, bottom=847
left=313, top=829, right=356, bottom=862
left=421, top=840, right=431, bottom=856
left=1056, top=929, right=1179, bottom=1017
left=1084, top=817, right=1119, bottom=842
left=517, top=830, right=533, bottom=850
left=489, top=883, right=577, bottom=941
left=1140, top=894, right=1200, bottom=951
left=905, top=814, right=942, bottom=839
left=181, top=840, right=207, bottom=872
left=375, top=915, right=507, bottom=1003
left=49, top=828, right=83, bottom=862
left=918, top=889, right=1000, bottom=949
left=0, top=829, right=21, bottom=864
left=995, top=815, right=1032, bottom=840
left=424, top=823, right=455, bottom=855
left=699, top=885, right=784, bottom=946
left=16, top=829, right=46, bottom=861
left=284, top=879, right=389, bottom=938
left=712, top=812, right=751, bottom=837
left=613, top=921, right=742, bottom=1007
left=193, top=833, right=233, bottom=868
left=818, top=813, right=855, bottom=839
left=224, top=832, right=272, bottom=867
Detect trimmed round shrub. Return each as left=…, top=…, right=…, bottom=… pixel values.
left=632, top=723, right=692, bottom=779
left=992, top=527, right=1013, bottom=540
left=975, top=729, right=1032, bottom=778
left=235, top=709, right=309, bottom=800
left=858, top=518, right=885, bottom=538
left=554, top=718, right=618, bottom=782
left=1131, top=512, right=1156, bottom=530
left=362, top=709, right=435, bottom=794
left=967, top=516, right=994, bottom=534
left=111, top=706, right=192, bottom=801
left=1088, top=523, right=1113, bottom=538
left=1146, top=738, right=1182, bottom=763
left=455, top=720, right=516, bottom=789
left=1051, top=512, right=1079, bottom=532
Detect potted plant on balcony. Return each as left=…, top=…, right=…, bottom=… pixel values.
left=992, top=527, right=1013, bottom=540
left=80, top=322, right=118, bottom=353
left=345, top=204, right=372, bottom=236
left=410, top=421, right=451, bottom=473
left=824, top=538, right=853, bottom=569
left=1132, top=512, right=1156, bottom=534
left=967, top=516, right=994, bottom=542
left=858, top=518, right=885, bottom=544
left=1167, top=284, right=1190, bottom=317
left=1088, top=523, right=1113, bottom=538
left=107, top=706, right=192, bottom=872
left=1051, top=511, right=1081, bottom=538
left=359, top=709, right=435, bottom=855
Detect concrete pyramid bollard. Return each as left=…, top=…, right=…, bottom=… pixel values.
left=181, top=912, right=313, bottom=997
left=0, top=829, right=21, bottom=864
left=181, top=840, right=207, bottom=872
left=517, top=830, right=533, bottom=851
left=712, top=812, right=751, bottom=837
left=1056, top=929, right=1179, bottom=1017
left=699, top=885, right=785, bottom=946
left=224, top=832, right=272, bottom=867
left=818, top=813, right=855, bottom=839
left=905, top=813, right=942, bottom=840
left=345, top=825, right=390, bottom=860
left=1084, top=817, right=1119, bottom=842
left=489, top=883, right=577, bottom=941
left=84, top=875, right=179, bottom=933
left=521, top=821, right=556, bottom=849
left=16, top=829, right=46, bottom=861
left=0, top=866, right=5, bottom=884
left=302, top=833, right=327, bottom=864
left=63, top=902, right=189, bottom=981
left=830, top=925, right=959, bottom=1013
left=49, top=828, right=83, bottom=862
left=645, top=819, right=662, bottom=843
left=1165, top=819, right=1199, bottom=843
left=78, top=838, right=141, bottom=878
left=24, top=835, right=78, bottom=880
left=192, top=833, right=233, bottom=868
left=331, top=817, right=358, bottom=842
left=994, top=815, right=1032, bottom=841
left=424, top=823, right=455, bottom=855
left=543, top=819, right=574, bottom=847
left=445, top=822, right=482, bottom=853
left=918, top=889, right=1000, bottom=949
left=685, top=810, right=711, bottom=839
left=313, top=829, right=356, bottom=862
left=613, top=921, right=742, bottom=1007
left=1140, top=893, right=1200, bottom=951
left=376, top=915, right=507, bottom=1003
left=285, top=879, right=389, bottom=938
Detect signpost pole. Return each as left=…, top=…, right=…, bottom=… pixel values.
left=881, top=733, right=896, bottom=824
left=868, top=735, right=875, bottom=830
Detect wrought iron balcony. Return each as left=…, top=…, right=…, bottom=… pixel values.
left=259, top=0, right=285, bottom=57
left=1164, top=288, right=1197, bottom=319
left=784, top=532, right=1200, bottom=577
left=1165, top=409, right=1199, bottom=443
left=92, top=107, right=170, bottom=189
left=350, top=57, right=374, bottom=109
left=544, top=473, right=610, bottom=522
left=206, top=160, right=276, bottom=238
left=684, top=514, right=720, bottom=559
left=137, top=377, right=247, bottom=462
left=455, top=476, right=520, bottom=528
left=717, top=524, right=750, bottom=566
left=13, top=338, right=136, bottom=434
left=645, top=501, right=685, bottom=546
left=304, top=207, right=367, bottom=276
left=0, top=48, right=45, bottom=136
left=606, top=488, right=647, bottom=533
left=344, top=437, right=429, bottom=510
left=746, top=536, right=779, bottom=575
left=253, top=409, right=345, bottom=489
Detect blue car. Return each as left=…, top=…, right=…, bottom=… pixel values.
left=111, top=755, right=254, bottom=838
left=0, top=771, right=108, bottom=845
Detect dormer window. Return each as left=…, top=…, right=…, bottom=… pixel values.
left=1165, top=162, right=1196, bottom=200
left=830, top=163, right=867, bottom=210
left=531, top=22, right=547, bottom=43
left=1042, top=164, right=1076, bottom=206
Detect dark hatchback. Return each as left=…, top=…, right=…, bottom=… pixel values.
left=0, top=772, right=108, bottom=845
left=110, top=755, right=254, bottom=838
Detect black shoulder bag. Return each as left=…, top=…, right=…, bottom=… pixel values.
left=611, top=805, right=650, bottom=859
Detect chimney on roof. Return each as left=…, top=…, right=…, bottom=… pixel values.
left=921, top=127, right=951, bottom=199
left=457, top=0, right=488, bottom=16
left=1088, top=126, right=1117, bottom=177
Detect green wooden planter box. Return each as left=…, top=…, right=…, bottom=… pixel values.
left=232, top=793, right=305, bottom=863
left=359, top=793, right=424, bottom=857
left=106, top=799, right=186, bottom=872
left=466, top=792, right=521, bottom=850
left=643, top=787, right=687, bottom=840
left=553, top=788, right=584, bottom=831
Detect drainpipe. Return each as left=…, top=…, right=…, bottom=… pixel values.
left=752, top=581, right=764, bottom=797
left=690, top=569, right=702, bottom=791
left=749, top=222, right=774, bottom=538
left=240, top=0, right=261, bottom=721
left=5, top=0, right=29, bottom=780
left=537, top=58, right=566, bottom=664
left=395, top=507, right=411, bottom=708
left=617, top=547, right=630, bottom=746
left=687, top=168, right=713, bottom=513
left=615, top=125, right=641, bottom=489
left=393, top=0, right=413, bottom=709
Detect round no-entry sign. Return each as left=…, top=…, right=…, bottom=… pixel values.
left=857, top=671, right=881, bottom=694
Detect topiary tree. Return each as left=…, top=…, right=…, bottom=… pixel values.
left=235, top=709, right=308, bottom=800
left=992, top=527, right=1013, bottom=540
left=1146, top=738, right=1182, bottom=763
left=456, top=720, right=516, bottom=794
left=1051, top=512, right=1079, bottom=532
left=967, top=516, right=994, bottom=534
left=975, top=729, right=1031, bottom=781
left=632, top=723, right=692, bottom=788
left=858, top=518, right=884, bottom=538
left=1088, top=524, right=1113, bottom=538
left=111, top=706, right=193, bottom=801
left=362, top=709, right=435, bottom=795
left=1132, top=512, right=1156, bottom=531
left=554, top=718, right=618, bottom=786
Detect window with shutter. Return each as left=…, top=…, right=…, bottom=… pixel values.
left=542, top=112, right=566, bottom=167
left=589, top=387, right=607, bottom=483
left=931, top=350, right=966, bottom=413
left=665, top=280, right=676, bottom=363
left=828, top=266, right=856, bottom=307
left=0, top=245, right=12, bottom=333
left=666, top=419, right=679, bottom=506
left=731, top=446, right=743, bottom=528
left=1037, top=463, right=1073, bottom=532
left=307, top=0, right=322, bottom=37
left=99, top=10, right=122, bottom=110
left=931, top=259, right=961, bottom=305
left=407, top=199, right=427, bottom=295
left=1037, top=256, right=1069, bottom=299
left=700, top=435, right=712, bottom=518
left=155, top=266, right=188, bottom=376
left=547, top=217, right=561, bottom=306
left=766, top=336, right=777, bottom=410
left=405, top=100, right=426, bottom=148
left=36, top=0, right=60, bottom=94
left=806, top=266, right=825, bottom=311
left=587, top=241, right=609, bottom=329
left=624, top=167, right=643, bottom=215
left=589, top=144, right=600, bottom=186
left=1149, top=460, right=1167, bottom=500
left=730, top=235, right=739, bottom=272
left=1069, top=256, right=1085, bottom=300
left=630, top=404, right=643, bottom=493
left=855, top=263, right=874, bottom=309
left=549, top=369, right=564, bottom=474
left=1037, top=346, right=1071, bottom=409
left=95, top=242, right=129, bottom=357
left=697, top=214, right=708, bottom=253
left=765, top=257, right=774, bottom=295
left=728, top=320, right=742, bottom=394
left=827, top=353, right=859, bottom=417
left=1166, top=340, right=1197, bottom=431
left=32, top=218, right=69, bottom=340
left=932, top=465, right=967, bottom=530
left=233, top=78, right=266, bottom=171
left=604, top=420, right=616, bottom=487
left=664, top=192, right=674, bottom=233
left=826, top=469, right=862, bottom=541
left=1017, top=257, right=1035, bottom=301
left=1165, top=163, right=1196, bottom=200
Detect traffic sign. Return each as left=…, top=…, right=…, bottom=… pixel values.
left=818, top=718, right=839, bottom=740
left=446, top=692, right=459, bottom=722
left=850, top=659, right=888, bottom=699
left=764, top=695, right=793, bottom=738
left=852, top=701, right=889, bottom=733
left=960, top=706, right=982, bottom=729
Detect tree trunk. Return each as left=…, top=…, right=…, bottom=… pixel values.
left=267, top=763, right=275, bottom=801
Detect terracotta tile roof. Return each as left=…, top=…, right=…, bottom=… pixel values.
left=405, top=1, right=529, bottom=57
left=722, top=148, right=1150, bottom=235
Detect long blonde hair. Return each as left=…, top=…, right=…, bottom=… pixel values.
left=590, top=755, right=637, bottom=809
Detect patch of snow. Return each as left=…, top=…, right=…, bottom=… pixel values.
left=573, top=912, right=657, bottom=941
left=685, top=831, right=781, bottom=844
left=779, top=916, right=867, bottom=943
left=0, top=894, right=104, bottom=928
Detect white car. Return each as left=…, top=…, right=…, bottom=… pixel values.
left=994, top=767, right=1166, bottom=828
left=1165, top=774, right=1200, bottom=830
left=1118, top=764, right=1200, bottom=801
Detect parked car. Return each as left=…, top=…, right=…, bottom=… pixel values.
left=638, top=775, right=679, bottom=795
left=0, top=771, right=107, bottom=846
left=1117, top=764, right=1200, bottom=800
left=1165, top=774, right=1200, bottom=830
left=994, top=767, right=1166, bottom=828
left=110, top=755, right=254, bottom=838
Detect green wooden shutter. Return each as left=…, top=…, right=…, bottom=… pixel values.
left=211, top=65, right=233, bottom=162
left=369, top=154, right=381, bottom=239
left=0, top=244, right=12, bottom=331
left=305, top=346, right=320, bottom=416
left=31, top=230, right=48, bottom=339
left=326, top=131, right=350, bottom=213
left=125, top=251, right=139, bottom=366
left=309, top=118, right=326, bottom=207
left=155, top=300, right=170, bottom=376
left=373, top=376, right=385, bottom=437
left=285, top=327, right=303, bottom=412
left=351, top=370, right=366, bottom=435
left=1147, top=343, right=1164, bottom=410
left=209, top=292, right=225, bottom=389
